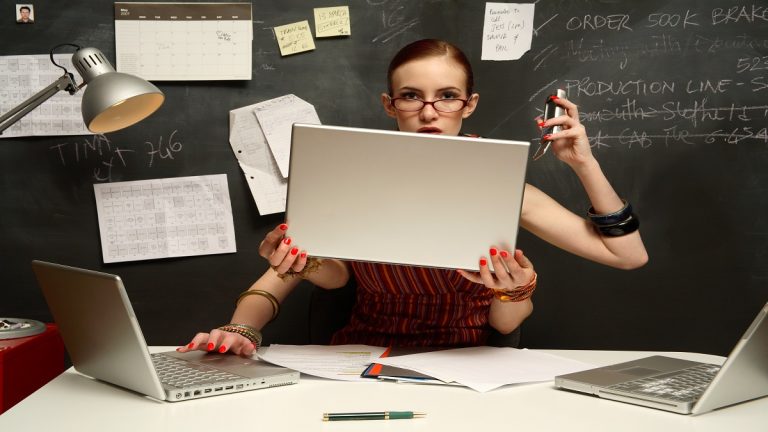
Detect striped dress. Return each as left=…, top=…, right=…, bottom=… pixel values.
left=330, top=261, right=495, bottom=347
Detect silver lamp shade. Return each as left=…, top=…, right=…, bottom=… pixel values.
left=71, top=48, right=164, bottom=133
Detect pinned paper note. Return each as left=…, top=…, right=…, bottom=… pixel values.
left=229, top=105, right=287, bottom=215
left=253, top=94, right=321, bottom=178
left=274, top=20, right=316, bottom=56
left=314, top=6, right=351, bottom=37
left=481, top=3, right=535, bottom=61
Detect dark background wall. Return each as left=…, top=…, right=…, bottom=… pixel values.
left=1, top=0, right=766, bottom=356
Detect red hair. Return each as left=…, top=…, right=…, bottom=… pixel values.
left=387, top=39, right=474, bottom=96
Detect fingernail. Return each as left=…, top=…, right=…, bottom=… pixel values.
left=290, top=247, right=299, bottom=256
left=537, top=121, right=546, bottom=127
left=480, top=258, right=487, bottom=266
left=207, top=343, right=214, bottom=351
left=490, top=248, right=498, bottom=257
left=279, top=223, right=288, bottom=230
left=283, top=237, right=292, bottom=245
left=542, top=134, right=552, bottom=141
left=218, top=345, right=227, bottom=353
left=500, top=250, right=509, bottom=258
left=300, top=251, right=307, bottom=258
left=550, top=95, right=559, bottom=101
left=187, top=342, right=195, bottom=349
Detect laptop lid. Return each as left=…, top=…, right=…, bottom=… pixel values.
left=32, top=260, right=166, bottom=400
left=554, top=302, right=768, bottom=414
left=285, top=124, right=530, bottom=271
left=31, top=260, right=299, bottom=402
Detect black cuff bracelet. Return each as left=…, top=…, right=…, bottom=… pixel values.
left=588, top=200, right=632, bottom=226
left=595, top=213, right=640, bottom=236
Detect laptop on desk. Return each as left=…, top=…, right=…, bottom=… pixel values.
left=554, top=302, right=768, bottom=414
left=32, top=260, right=299, bottom=402
left=285, top=124, right=530, bottom=271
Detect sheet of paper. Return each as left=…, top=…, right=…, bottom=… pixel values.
left=253, top=94, right=321, bottom=178
left=274, top=20, right=316, bottom=56
left=376, top=346, right=595, bottom=392
left=93, top=174, right=237, bottom=263
left=314, top=6, right=351, bottom=37
left=258, top=344, right=388, bottom=382
left=229, top=105, right=287, bottom=215
left=0, top=54, right=91, bottom=138
left=481, top=2, right=535, bottom=61
left=114, top=2, right=253, bottom=80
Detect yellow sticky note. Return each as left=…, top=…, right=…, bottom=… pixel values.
left=274, top=20, right=316, bottom=56
left=314, top=6, right=351, bottom=37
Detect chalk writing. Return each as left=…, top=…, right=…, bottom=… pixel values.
left=50, top=131, right=183, bottom=182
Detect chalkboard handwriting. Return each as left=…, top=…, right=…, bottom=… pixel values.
left=145, top=130, right=183, bottom=168
left=566, top=14, right=632, bottom=32
left=368, top=0, right=419, bottom=44
left=711, top=5, right=768, bottom=25
left=50, top=130, right=183, bottom=182
left=587, top=126, right=768, bottom=149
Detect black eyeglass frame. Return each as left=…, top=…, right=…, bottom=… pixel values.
left=388, top=96, right=470, bottom=113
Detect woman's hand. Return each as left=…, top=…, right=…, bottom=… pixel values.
left=176, top=329, right=257, bottom=357
left=539, top=96, right=593, bottom=168
left=258, top=223, right=308, bottom=276
left=457, top=248, right=535, bottom=292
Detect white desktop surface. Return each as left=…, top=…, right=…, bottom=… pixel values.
left=1, top=348, right=766, bottom=431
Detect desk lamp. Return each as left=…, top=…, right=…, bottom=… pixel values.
left=0, top=44, right=164, bottom=135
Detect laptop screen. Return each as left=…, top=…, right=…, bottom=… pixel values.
left=285, top=124, right=530, bottom=271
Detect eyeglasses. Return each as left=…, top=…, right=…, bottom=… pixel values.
left=389, top=97, right=469, bottom=113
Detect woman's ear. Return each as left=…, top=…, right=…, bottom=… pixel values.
left=462, top=93, right=480, bottom=119
left=381, top=93, right=397, bottom=118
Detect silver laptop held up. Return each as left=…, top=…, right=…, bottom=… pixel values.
left=555, top=302, right=768, bottom=414
left=285, top=124, right=530, bottom=271
left=32, top=260, right=299, bottom=402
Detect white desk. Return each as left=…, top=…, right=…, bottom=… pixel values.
left=1, top=348, right=766, bottom=431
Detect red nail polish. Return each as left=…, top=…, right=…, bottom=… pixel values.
left=279, top=223, right=288, bottom=231
left=500, top=250, right=509, bottom=258
left=187, top=342, right=195, bottom=349
left=490, top=248, right=498, bottom=256
left=207, top=343, right=214, bottom=351
left=550, top=95, right=559, bottom=101
left=480, top=258, right=487, bottom=266
left=218, top=345, right=227, bottom=353
left=537, top=121, right=546, bottom=127
left=542, top=134, right=552, bottom=141
left=300, top=251, right=307, bottom=258
left=283, top=237, right=292, bottom=245
left=290, top=247, right=299, bottom=255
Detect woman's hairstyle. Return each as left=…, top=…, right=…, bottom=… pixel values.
left=387, top=39, right=474, bottom=96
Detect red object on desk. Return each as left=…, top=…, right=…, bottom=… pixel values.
left=0, top=323, right=65, bottom=414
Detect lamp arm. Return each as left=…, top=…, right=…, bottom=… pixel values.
left=0, top=73, right=79, bottom=135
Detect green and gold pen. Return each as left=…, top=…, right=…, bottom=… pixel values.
left=322, top=411, right=426, bottom=421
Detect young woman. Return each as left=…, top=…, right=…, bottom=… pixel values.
left=179, top=39, right=647, bottom=355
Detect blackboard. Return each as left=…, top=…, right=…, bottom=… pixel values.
left=2, top=0, right=767, bottom=356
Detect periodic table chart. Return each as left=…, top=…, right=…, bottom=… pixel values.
left=0, top=54, right=91, bottom=138
left=93, top=174, right=237, bottom=263
left=114, top=2, right=252, bottom=81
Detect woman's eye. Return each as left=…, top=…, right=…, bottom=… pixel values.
left=441, top=92, right=459, bottom=99
left=401, top=92, right=420, bottom=99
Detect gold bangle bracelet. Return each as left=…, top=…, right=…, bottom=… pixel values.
left=236, top=289, right=280, bottom=321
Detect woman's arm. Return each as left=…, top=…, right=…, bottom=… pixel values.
left=523, top=97, right=648, bottom=269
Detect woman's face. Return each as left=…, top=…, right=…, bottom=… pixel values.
left=382, top=55, right=479, bottom=136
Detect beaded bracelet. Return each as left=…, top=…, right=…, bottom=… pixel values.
left=217, top=323, right=263, bottom=349
left=492, top=272, right=538, bottom=303
left=236, top=289, right=280, bottom=321
left=271, top=257, right=323, bottom=280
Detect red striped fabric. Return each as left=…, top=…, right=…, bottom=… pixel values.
left=330, top=262, right=494, bottom=347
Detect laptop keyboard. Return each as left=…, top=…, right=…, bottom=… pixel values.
left=607, top=363, right=721, bottom=402
left=151, top=353, right=244, bottom=388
